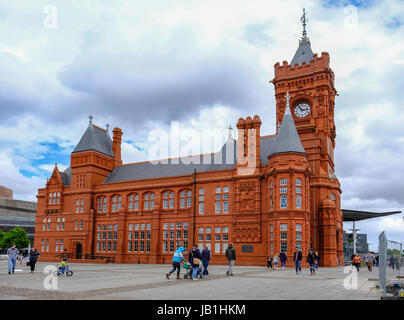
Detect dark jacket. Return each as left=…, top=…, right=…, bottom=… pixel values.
left=188, top=248, right=202, bottom=268
left=28, top=250, right=40, bottom=262
left=307, top=252, right=315, bottom=264
left=201, top=248, right=211, bottom=262
left=225, top=246, right=236, bottom=261
left=279, top=252, right=287, bottom=263
left=314, top=254, right=320, bottom=263
left=293, top=251, right=302, bottom=262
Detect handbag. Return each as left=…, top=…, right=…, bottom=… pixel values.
left=191, top=250, right=200, bottom=266
left=26, top=260, right=30, bottom=266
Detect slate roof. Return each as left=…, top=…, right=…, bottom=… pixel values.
left=104, top=134, right=283, bottom=183
left=270, top=104, right=306, bottom=156
left=290, top=37, right=314, bottom=67
left=72, top=123, right=114, bottom=157
left=104, top=138, right=238, bottom=183
left=60, top=167, right=72, bottom=186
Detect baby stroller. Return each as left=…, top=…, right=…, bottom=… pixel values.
left=182, top=262, right=203, bottom=279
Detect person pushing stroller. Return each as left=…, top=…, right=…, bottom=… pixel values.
left=166, top=246, right=186, bottom=279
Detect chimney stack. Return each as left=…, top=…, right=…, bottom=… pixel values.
left=112, top=127, right=123, bottom=166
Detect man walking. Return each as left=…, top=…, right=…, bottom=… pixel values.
left=365, top=252, right=374, bottom=272
left=166, top=246, right=186, bottom=279
left=225, top=243, right=236, bottom=276
left=292, top=247, right=302, bottom=274
left=28, top=248, right=41, bottom=273
left=201, top=245, right=211, bottom=277
left=279, top=251, right=287, bottom=270
left=7, top=244, right=19, bottom=274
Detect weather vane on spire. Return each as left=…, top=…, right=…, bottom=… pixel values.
left=227, top=125, right=233, bottom=139
left=284, top=91, right=292, bottom=115
left=301, top=8, right=308, bottom=39
left=89, top=114, right=94, bottom=123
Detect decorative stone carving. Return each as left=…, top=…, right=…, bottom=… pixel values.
left=233, top=221, right=261, bottom=243
left=239, top=182, right=255, bottom=211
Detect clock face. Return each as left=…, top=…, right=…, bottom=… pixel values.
left=294, top=103, right=311, bottom=118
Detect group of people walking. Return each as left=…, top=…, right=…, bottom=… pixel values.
left=166, top=243, right=236, bottom=280
left=267, top=248, right=320, bottom=276
left=6, top=244, right=41, bottom=274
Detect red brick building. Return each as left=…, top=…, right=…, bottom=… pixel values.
left=34, top=24, right=344, bottom=267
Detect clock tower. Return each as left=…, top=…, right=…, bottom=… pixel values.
left=271, top=9, right=344, bottom=266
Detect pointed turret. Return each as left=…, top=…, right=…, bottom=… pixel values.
left=290, top=8, right=314, bottom=67
left=73, top=116, right=114, bottom=157
left=271, top=92, right=306, bottom=156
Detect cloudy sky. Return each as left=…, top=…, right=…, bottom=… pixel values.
left=0, top=0, right=403, bottom=250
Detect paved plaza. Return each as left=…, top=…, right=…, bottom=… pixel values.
left=0, top=259, right=395, bottom=300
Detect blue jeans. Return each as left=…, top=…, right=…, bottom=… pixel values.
left=281, top=261, right=286, bottom=268
left=8, top=258, right=16, bottom=273
left=202, top=260, right=209, bottom=276
left=192, top=266, right=199, bottom=278
left=309, top=263, right=315, bottom=273
left=294, top=260, right=301, bottom=273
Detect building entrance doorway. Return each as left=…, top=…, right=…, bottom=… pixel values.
left=76, top=243, right=82, bottom=259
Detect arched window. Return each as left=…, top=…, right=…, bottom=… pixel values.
left=280, top=178, right=287, bottom=186
left=180, top=190, right=192, bottom=208
left=144, top=193, right=155, bottom=210
left=111, top=195, right=122, bottom=212
left=128, top=194, right=139, bottom=211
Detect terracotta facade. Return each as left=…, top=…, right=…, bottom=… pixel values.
left=34, top=35, right=344, bottom=267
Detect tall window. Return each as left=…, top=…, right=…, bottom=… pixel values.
left=296, top=178, right=302, bottom=209
left=97, top=196, right=108, bottom=213
left=180, top=190, right=192, bottom=208
left=128, top=194, right=139, bottom=211
left=163, top=191, right=175, bottom=209
left=215, top=186, right=229, bottom=213
left=112, top=195, right=122, bottom=212
left=144, top=193, right=155, bottom=210
left=269, top=181, right=274, bottom=210
left=76, top=199, right=84, bottom=213
left=280, top=178, right=287, bottom=208
left=199, top=188, right=205, bottom=214
left=49, top=192, right=60, bottom=204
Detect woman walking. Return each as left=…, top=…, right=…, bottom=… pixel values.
left=279, top=251, right=287, bottom=270
left=352, top=254, right=362, bottom=272
left=307, top=249, right=316, bottom=276
left=314, top=252, right=320, bottom=272
left=28, top=248, right=40, bottom=273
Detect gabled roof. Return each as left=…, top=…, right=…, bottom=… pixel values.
left=270, top=101, right=306, bottom=156
left=72, top=123, right=114, bottom=157
left=290, top=37, right=314, bottom=67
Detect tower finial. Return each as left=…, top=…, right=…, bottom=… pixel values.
left=106, top=123, right=110, bottom=131
left=227, top=125, right=233, bottom=139
left=301, top=8, right=308, bottom=39
left=89, top=114, right=94, bottom=124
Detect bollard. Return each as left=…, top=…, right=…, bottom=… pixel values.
left=138, top=258, right=140, bottom=264
left=163, top=258, right=165, bottom=264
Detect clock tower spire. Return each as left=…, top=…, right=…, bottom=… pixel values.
left=270, top=10, right=343, bottom=267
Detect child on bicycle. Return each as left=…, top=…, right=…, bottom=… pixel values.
left=58, top=258, right=68, bottom=273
